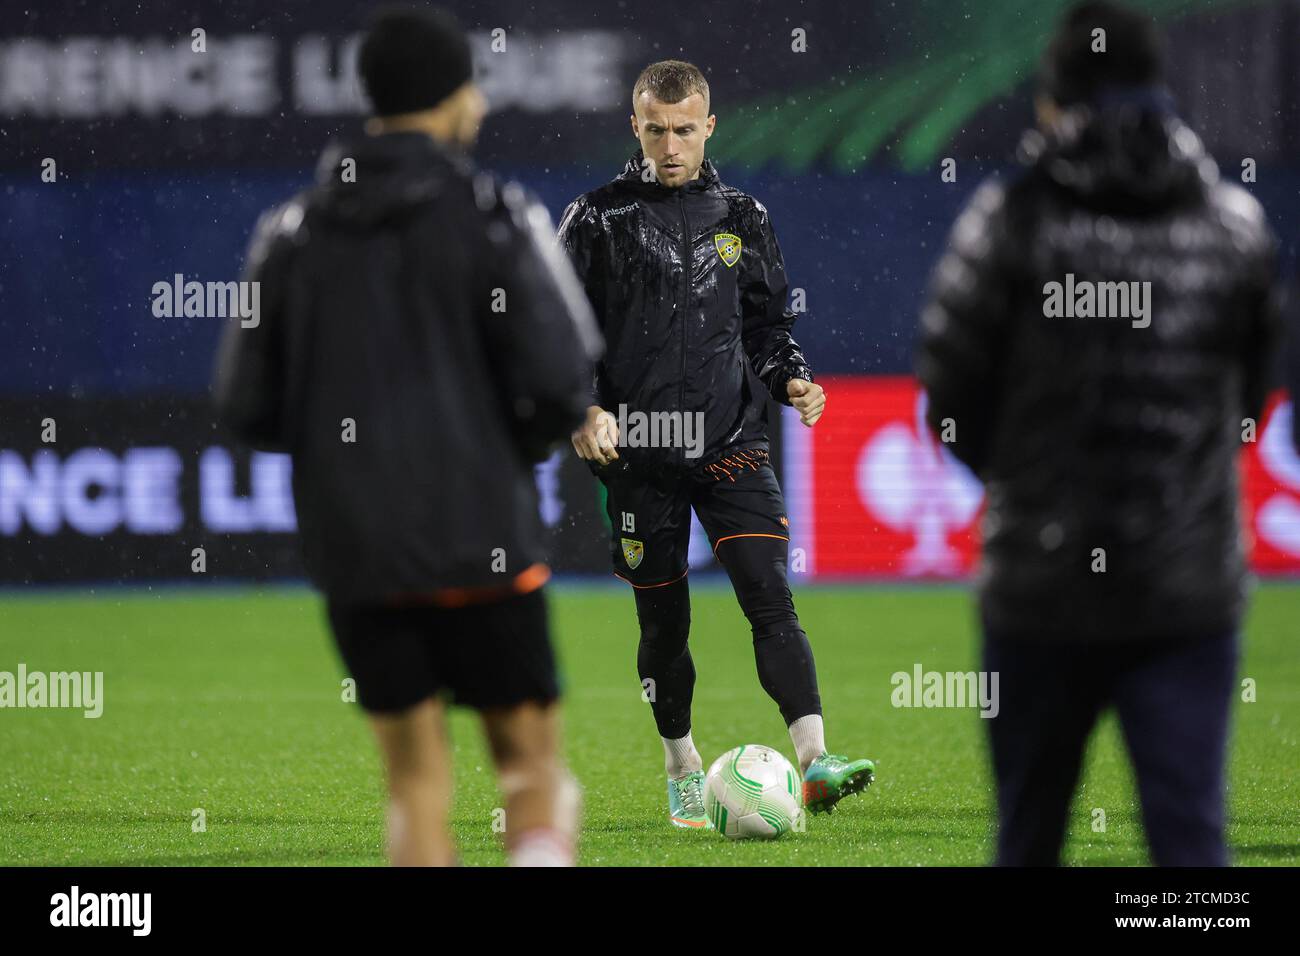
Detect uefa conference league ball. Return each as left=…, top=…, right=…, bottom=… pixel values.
left=704, top=744, right=804, bottom=839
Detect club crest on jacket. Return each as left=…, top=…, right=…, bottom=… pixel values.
left=714, top=233, right=742, bottom=268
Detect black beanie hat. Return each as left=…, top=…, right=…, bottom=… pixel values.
left=358, top=5, right=474, bottom=116
left=1040, top=1, right=1164, bottom=106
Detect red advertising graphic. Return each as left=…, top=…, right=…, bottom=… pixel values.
left=783, top=376, right=1300, bottom=578
left=1242, top=391, right=1300, bottom=573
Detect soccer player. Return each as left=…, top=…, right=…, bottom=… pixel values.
left=918, top=1, right=1280, bottom=865
left=214, top=7, right=601, bottom=866
left=559, top=60, right=874, bottom=828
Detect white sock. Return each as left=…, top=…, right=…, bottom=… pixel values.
left=509, top=828, right=573, bottom=867
left=788, top=714, right=826, bottom=772
left=555, top=770, right=583, bottom=843
left=662, top=732, right=703, bottom=778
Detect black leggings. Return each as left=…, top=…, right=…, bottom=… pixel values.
left=634, top=535, right=821, bottom=739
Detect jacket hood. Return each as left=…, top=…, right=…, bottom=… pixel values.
left=614, top=149, right=721, bottom=194
left=1019, top=88, right=1217, bottom=213
left=311, top=132, right=472, bottom=228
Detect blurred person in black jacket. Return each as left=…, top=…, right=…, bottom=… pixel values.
left=918, top=1, right=1279, bottom=866
left=214, top=6, right=600, bottom=866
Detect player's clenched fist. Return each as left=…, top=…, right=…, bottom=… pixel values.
left=571, top=405, right=621, bottom=465
left=787, top=378, right=826, bottom=427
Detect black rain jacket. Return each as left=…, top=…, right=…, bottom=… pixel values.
left=558, top=152, right=812, bottom=480
left=214, top=132, right=601, bottom=604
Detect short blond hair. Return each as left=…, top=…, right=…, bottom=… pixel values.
left=632, top=60, right=710, bottom=112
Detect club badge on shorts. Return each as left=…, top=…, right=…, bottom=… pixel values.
left=714, top=233, right=742, bottom=268
left=621, top=537, right=644, bottom=570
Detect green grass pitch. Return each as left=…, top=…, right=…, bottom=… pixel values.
left=2, top=583, right=1297, bottom=866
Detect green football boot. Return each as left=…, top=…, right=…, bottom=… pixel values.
left=667, top=770, right=711, bottom=829
left=802, top=753, right=876, bottom=814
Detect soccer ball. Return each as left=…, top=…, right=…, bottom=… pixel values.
left=704, top=744, right=803, bottom=839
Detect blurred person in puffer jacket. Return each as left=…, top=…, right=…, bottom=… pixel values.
left=917, top=1, right=1280, bottom=866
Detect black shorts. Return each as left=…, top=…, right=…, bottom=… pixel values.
left=601, top=446, right=791, bottom=587
left=327, top=588, right=559, bottom=713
